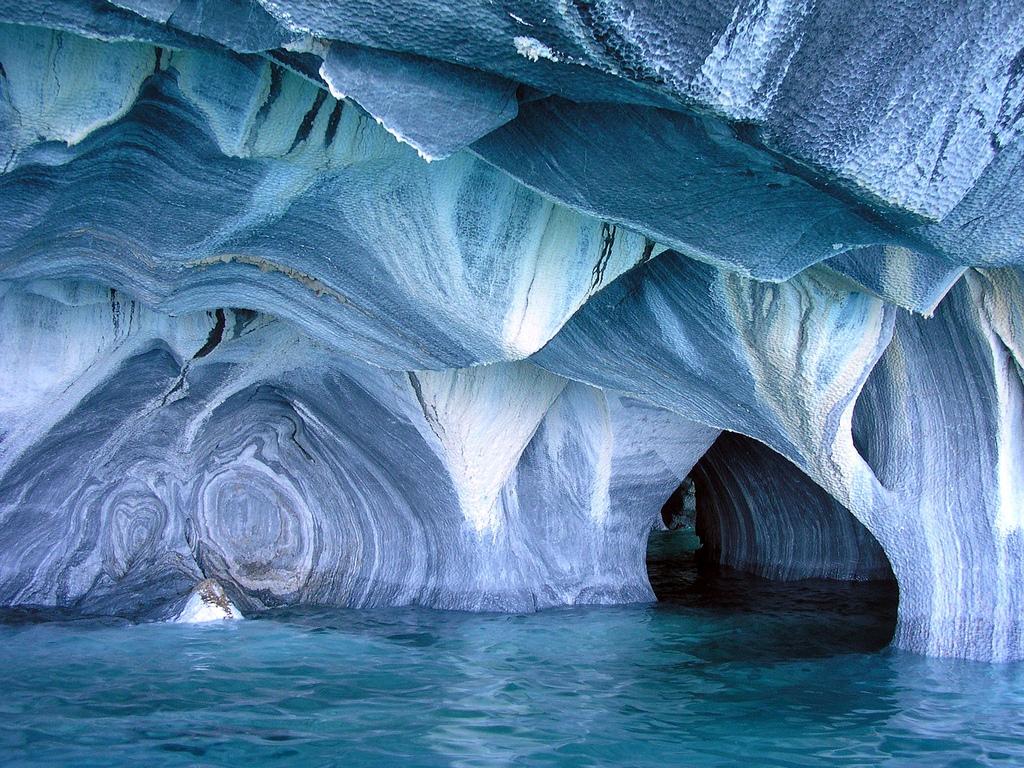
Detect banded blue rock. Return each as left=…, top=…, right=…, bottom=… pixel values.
left=0, top=1, right=1021, bottom=664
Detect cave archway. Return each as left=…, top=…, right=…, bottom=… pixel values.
left=647, top=431, right=898, bottom=654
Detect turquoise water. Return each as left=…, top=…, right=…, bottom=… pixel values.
left=2, top=532, right=1022, bottom=767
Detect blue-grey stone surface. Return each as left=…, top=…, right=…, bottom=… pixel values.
left=0, top=1, right=1022, bottom=662
left=692, top=432, right=893, bottom=582
left=321, top=41, right=519, bottom=160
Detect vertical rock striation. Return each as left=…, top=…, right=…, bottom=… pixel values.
left=852, top=270, right=1024, bottom=661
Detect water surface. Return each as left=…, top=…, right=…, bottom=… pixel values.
left=1, top=532, right=1021, bottom=767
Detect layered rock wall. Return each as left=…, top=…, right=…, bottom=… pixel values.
left=0, top=4, right=1022, bottom=660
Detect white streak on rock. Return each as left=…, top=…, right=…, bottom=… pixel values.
left=514, top=36, right=561, bottom=63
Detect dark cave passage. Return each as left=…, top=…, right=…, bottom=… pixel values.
left=646, top=432, right=899, bottom=656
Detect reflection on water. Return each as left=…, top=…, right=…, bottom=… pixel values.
left=0, top=530, right=1020, bottom=767
left=646, top=529, right=900, bottom=660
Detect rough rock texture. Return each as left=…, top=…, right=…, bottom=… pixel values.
left=0, top=3, right=1022, bottom=661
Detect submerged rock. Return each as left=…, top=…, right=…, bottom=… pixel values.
left=0, top=2, right=1021, bottom=662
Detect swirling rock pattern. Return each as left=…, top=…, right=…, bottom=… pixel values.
left=0, top=3, right=1022, bottom=661
left=0, top=284, right=716, bottom=615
